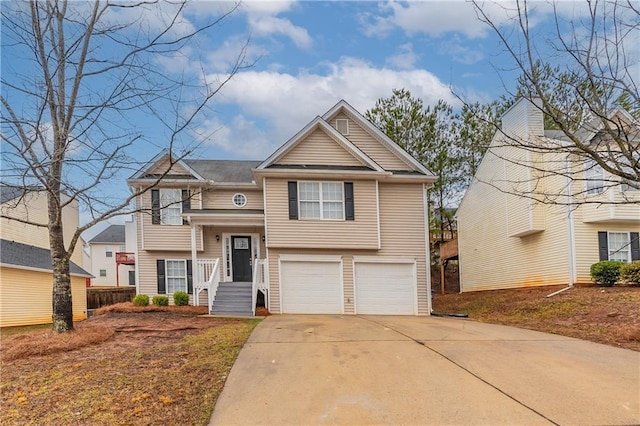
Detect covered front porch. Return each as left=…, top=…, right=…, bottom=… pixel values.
left=184, top=209, right=269, bottom=316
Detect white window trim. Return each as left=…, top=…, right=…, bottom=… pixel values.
left=298, top=181, right=345, bottom=221
left=607, top=232, right=631, bottom=263
left=160, top=188, right=183, bottom=225
left=165, top=259, right=187, bottom=293
left=232, top=193, right=247, bottom=208
left=584, top=160, right=605, bottom=196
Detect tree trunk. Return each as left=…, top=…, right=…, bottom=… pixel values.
left=50, top=219, right=74, bottom=332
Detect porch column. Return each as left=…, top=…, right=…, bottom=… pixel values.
left=191, top=223, right=198, bottom=305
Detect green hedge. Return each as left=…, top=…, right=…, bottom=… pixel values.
left=620, top=261, right=640, bottom=286
left=133, top=294, right=150, bottom=306
left=590, top=261, right=622, bottom=287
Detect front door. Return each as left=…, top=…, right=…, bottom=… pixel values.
left=231, top=236, right=252, bottom=282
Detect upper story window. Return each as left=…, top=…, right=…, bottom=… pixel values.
left=299, top=181, right=344, bottom=220
left=584, top=160, right=605, bottom=195
left=105, top=246, right=113, bottom=257
left=151, top=189, right=189, bottom=225
left=233, top=193, right=247, bottom=208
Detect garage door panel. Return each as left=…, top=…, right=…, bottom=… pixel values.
left=280, top=260, right=342, bottom=314
left=355, top=262, right=415, bottom=315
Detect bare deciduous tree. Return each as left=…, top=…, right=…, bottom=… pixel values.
left=1, top=0, right=250, bottom=332
left=471, top=0, right=639, bottom=204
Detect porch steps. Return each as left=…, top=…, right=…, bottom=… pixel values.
left=210, top=282, right=253, bottom=316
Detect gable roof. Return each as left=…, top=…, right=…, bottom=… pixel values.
left=256, top=116, right=385, bottom=172
left=89, top=224, right=125, bottom=244
left=0, top=239, right=91, bottom=277
left=129, top=149, right=205, bottom=181
left=322, top=100, right=433, bottom=176
left=0, top=184, right=43, bottom=205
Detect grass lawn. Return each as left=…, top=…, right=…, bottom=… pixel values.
left=0, top=304, right=260, bottom=426
left=432, top=285, right=640, bottom=351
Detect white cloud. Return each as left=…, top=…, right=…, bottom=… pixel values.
left=247, top=15, right=313, bottom=49
left=202, top=57, right=457, bottom=158
left=438, top=36, right=484, bottom=64
left=385, top=43, right=419, bottom=69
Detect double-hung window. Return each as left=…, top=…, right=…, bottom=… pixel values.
left=299, top=182, right=344, bottom=220
left=160, top=189, right=182, bottom=225
left=584, top=160, right=605, bottom=195
left=166, top=260, right=187, bottom=293
left=608, top=232, right=631, bottom=263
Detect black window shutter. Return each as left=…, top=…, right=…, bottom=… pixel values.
left=598, top=232, right=609, bottom=261
left=182, top=190, right=190, bottom=225
left=151, top=190, right=160, bottom=224
left=288, top=181, right=298, bottom=220
left=344, top=182, right=354, bottom=221
left=631, top=232, right=640, bottom=261
left=186, top=260, right=193, bottom=294
left=157, top=259, right=166, bottom=294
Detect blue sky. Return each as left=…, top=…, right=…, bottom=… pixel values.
left=1, top=0, right=601, bottom=239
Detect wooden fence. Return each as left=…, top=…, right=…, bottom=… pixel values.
left=87, top=287, right=136, bottom=309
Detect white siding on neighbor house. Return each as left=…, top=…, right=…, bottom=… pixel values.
left=265, top=178, right=380, bottom=249
left=0, top=191, right=84, bottom=266
left=457, top=146, right=572, bottom=292
left=276, top=128, right=365, bottom=167
left=331, top=112, right=413, bottom=171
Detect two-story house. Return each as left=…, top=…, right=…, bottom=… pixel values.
left=0, top=185, right=90, bottom=326
left=457, top=98, right=640, bottom=292
left=128, top=100, right=436, bottom=315
left=88, top=224, right=136, bottom=287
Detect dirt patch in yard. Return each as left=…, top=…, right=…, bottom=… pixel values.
left=0, top=308, right=259, bottom=426
left=432, top=285, right=640, bottom=351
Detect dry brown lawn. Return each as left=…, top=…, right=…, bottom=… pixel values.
left=0, top=304, right=259, bottom=426
left=432, top=285, right=640, bottom=351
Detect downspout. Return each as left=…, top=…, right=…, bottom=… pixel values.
left=547, top=155, right=576, bottom=298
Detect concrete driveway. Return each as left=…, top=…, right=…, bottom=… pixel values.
left=209, top=315, right=640, bottom=425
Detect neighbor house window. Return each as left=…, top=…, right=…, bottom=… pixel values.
left=105, top=246, right=112, bottom=257
left=608, top=232, right=631, bottom=263
left=100, top=269, right=107, bottom=277
left=585, top=160, right=605, bottom=195
left=299, top=182, right=344, bottom=220
left=166, top=260, right=187, bottom=293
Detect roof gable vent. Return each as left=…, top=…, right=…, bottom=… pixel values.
left=335, top=118, right=349, bottom=135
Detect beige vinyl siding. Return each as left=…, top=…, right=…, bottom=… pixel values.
left=458, top=147, right=572, bottom=292
left=137, top=225, right=265, bottom=305
left=202, top=188, right=264, bottom=210
left=265, top=178, right=379, bottom=249
left=267, top=182, right=429, bottom=315
left=572, top=222, right=640, bottom=284
left=377, top=183, right=429, bottom=314
left=332, top=113, right=413, bottom=171
left=148, top=157, right=192, bottom=176
left=276, top=128, right=364, bottom=167
left=138, top=190, right=203, bottom=251
left=577, top=179, right=640, bottom=223
left=1, top=192, right=84, bottom=266
left=0, top=267, right=87, bottom=327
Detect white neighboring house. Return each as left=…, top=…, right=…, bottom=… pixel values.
left=88, top=224, right=135, bottom=287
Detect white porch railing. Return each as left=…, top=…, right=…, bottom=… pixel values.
left=194, top=258, right=220, bottom=311
left=252, top=258, right=269, bottom=315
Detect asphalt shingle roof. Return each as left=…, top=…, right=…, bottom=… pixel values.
left=183, top=159, right=261, bottom=183
left=0, top=239, right=90, bottom=276
left=89, top=224, right=125, bottom=244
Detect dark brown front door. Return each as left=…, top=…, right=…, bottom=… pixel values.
left=232, top=236, right=252, bottom=282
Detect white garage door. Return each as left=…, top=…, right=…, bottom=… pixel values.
left=355, top=260, right=416, bottom=315
left=280, top=256, right=342, bottom=314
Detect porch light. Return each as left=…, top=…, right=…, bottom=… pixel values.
left=262, top=235, right=265, bottom=242
left=216, top=235, right=220, bottom=242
